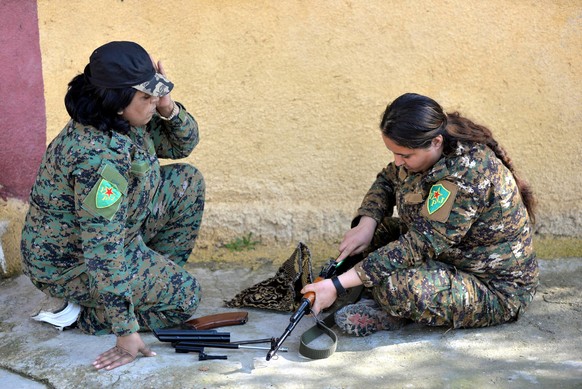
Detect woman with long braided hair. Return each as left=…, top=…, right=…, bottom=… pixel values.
left=302, top=93, right=538, bottom=336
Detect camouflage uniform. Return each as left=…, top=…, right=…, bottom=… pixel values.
left=21, top=103, right=204, bottom=336
left=353, top=141, right=539, bottom=328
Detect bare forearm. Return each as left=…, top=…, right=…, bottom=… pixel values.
left=336, top=268, right=363, bottom=289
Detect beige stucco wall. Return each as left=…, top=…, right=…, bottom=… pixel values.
left=35, top=0, right=581, bottom=246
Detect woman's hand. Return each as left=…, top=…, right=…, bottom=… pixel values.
left=151, top=58, right=175, bottom=117
left=300, top=269, right=364, bottom=316
left=300, top=279, right=337, bottom=316
left=93, top=332, right=156, bottom=371
left=336, top=216, right=377, bottom=262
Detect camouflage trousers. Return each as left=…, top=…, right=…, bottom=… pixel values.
left=35, top=163, right=205, bottom=335
left=366, top=217, right=516, bottom=328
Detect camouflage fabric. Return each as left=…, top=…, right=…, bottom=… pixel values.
left=353, top=141, right=539, bottom=328
left=334, top=298, right=408, bottom=336
left=225, top=242, right=314, bottom=312
left=21, top=103, right=204, bottom=336
left=133, top=73, right=174, bottom=97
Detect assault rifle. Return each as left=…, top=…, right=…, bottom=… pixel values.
left=266, top=255, right=361, bottom=361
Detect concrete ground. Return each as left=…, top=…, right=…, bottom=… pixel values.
left=0, top=257, right=581, bottom=389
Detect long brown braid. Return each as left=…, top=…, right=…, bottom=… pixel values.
left=443, top=112, right=537, bottom=223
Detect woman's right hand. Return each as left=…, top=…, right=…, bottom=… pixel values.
left=336, top=216, right=377, bottom=262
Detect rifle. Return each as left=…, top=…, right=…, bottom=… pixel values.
left=154, top=328, right=288, bottom=361
left=266, top=256, right=360, bottom=361
left=175, top=340, right=287, bottom=352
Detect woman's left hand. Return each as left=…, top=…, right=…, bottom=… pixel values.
left=152, top=58, right=174, bottom=117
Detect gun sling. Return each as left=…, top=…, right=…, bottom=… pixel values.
left=299, top=285, right=363, bottom=359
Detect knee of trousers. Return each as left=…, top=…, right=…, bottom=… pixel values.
left=164, top=277, right=202, bottom=320
left=164, top=163, right=205, bottom=189
left=370, top=269, right=446, bottom=318
left=181, top=282, right=202, bottom=317
left=372, top=283, right=409, bottom=315
left=185, top=164, right=206, bottom=200
left=176, top=163, right=205, bottom=191
left=162, top=163, right=206, bottom=209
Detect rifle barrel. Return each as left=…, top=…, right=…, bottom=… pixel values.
left=157, top=334, right=230, bottom=342
left=177, top=341, right=287, bottom=352
left=154, top=329, right=231, bottom=343
left=231, top=337, right=274, bottom=345
left=266, top=298, right=310, bottom=361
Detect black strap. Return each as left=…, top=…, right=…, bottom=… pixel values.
left=298, top=285, right=363, bottom=359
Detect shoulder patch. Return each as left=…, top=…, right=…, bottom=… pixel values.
left=96, top=179, right=122, bottom=208
left=420, top=181, right=458, bottom=223
left=80, top=163, right=126, bottom=221
left=427, top=184, right=451, bottom=214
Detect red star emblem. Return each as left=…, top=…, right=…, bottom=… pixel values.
left=433, top=190, right=441, bottom=200
left=105, top=187, right=113, bottom=197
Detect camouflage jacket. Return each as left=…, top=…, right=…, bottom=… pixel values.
left=354, top=142, right=539, bottom=308
left=21, top=103, right=199, bottom=335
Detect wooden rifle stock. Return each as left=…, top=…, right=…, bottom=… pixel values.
left=184, top=311, right=248, bottom=330
left=301, top=274, right=324, bottom=308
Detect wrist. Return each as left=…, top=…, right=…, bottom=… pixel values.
left=330, top=276, right=347, bottom=297
left=159, top=101, right=179, bottom=120
left=359, top=215, right=378, bottom=229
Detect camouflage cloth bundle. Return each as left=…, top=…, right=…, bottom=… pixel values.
left=225, top=242, right=314, bottom=312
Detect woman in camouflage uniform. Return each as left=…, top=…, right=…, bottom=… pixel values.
left=302, top=93, right=539, bottom=336
left=21, top=41, right=205, bottom=370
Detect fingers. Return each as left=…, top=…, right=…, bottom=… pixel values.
left=336, top=249, right=350, bottom=263
left=149, top=54, right=158, bottom=72
left=300, top=283, right=314, bottom=295
left=93, top=332, right=156, bottom=370
left=148, top=55, right=167, bottom=77
left=300, top=279, right=337, bottom=317
left=337, top=233, right=362, bottom=262
left=140, top=345, right=157, bottom=358
left=309, top=294, right=330, bottom=316
left=93, top=345, right=137, bottom=371
left=157, top=60, right=166, bottom=76
left=336, top=242, right=363, bottom=263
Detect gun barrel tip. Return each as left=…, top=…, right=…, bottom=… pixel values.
left=266, top=352, right=272, bottom=361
